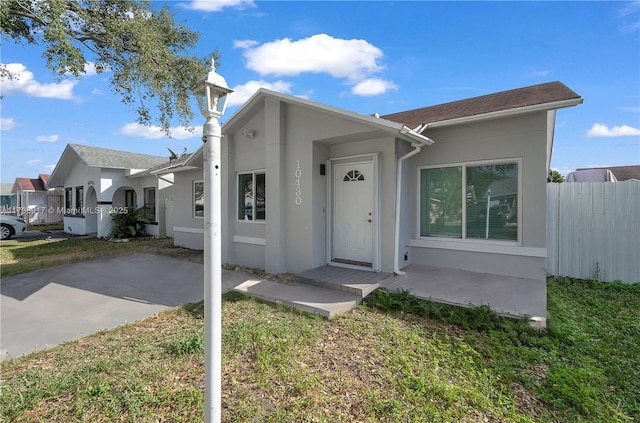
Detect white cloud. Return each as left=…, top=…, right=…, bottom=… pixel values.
left=351, top=78, right=398, bottom=96
left=118, top=123, right=197, bottom=140
left=44, top=164, right=56, bottom=171
left=227, top=80, right=293, bottom=107
left=1, top=63, right=77, bottom=99
left=35, top=134, right=59, bottom=143
left=525, top=70, right=550, bottom=77
left=26, top=159, right=41, bottom=165
left=233, top=39, right=259, bottom=49
left=185, top=0, right=255, bottom=12
left=586, top=123, right=640, bottom=137
left=0, top=117, right=16, bottom=131
left=236, top=34, right=384, bottom=82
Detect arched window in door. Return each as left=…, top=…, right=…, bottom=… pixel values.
left=343, top=170, right=365, bottom=182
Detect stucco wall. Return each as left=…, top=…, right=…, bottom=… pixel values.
left=171, top=168, right=204, bottom=250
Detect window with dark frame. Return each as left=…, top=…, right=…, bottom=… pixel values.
left=194, top=181, right=204, bottom=218
left=65, top=187, right=72, bottom=213
left=75, top=186, right=83, bottom=214
left=143, top=187, right=156, bottom=221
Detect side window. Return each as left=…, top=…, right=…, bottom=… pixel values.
left=143, top=187, right=156, bottom=221
left=238, top=172, right=266, bottom=221
left=75, top=186, right=83, bottom=213
left=194, top=181, right=204, bottom=218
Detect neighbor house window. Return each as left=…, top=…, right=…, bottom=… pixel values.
left=419, top=161, right=518, bottom=241
left=75, top=186, right=83, bottom=213
left=143, top=187, right=156, bottom=221
left=194, top=180, right=204, bottom=218
left=125, top=190, right=136, bottom=208
left=65, top=188, right=72, bottom=212
left=238, top=171, right=266, bottom=221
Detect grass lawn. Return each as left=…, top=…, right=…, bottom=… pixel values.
left=1, top=237, right=638, bottom=422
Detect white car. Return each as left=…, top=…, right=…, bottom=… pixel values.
left=1, top=214, right=27, bottom=240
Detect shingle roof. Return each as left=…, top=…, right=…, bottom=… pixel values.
left=1, top=183, right=14, bottom=195
left=12, top=174, right=50, bottom=192
left=69, top=144, right=168, bottom=169
left=381, top=81, right=582, bottom=129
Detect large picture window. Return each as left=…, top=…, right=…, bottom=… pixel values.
left=420, top=161, right=518, bottom=241
left=194, top=181, right=204, bottom=218
left=238, top=171, right=266, bottom=221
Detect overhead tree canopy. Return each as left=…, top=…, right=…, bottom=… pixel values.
left=1, top=0, right=217, bottom=134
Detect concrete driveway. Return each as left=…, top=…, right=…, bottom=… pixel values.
left=1, top=254, right=249, bottom=361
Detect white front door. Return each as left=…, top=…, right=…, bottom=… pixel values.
left=332, top=161, right=375, bottom=267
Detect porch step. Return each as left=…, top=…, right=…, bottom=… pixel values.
left=295, top=265, right=390, bottom=298
left=232, top=279, right=362, bottom=319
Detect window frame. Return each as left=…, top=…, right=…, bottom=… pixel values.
left=143, top=187, right=156, bottom=222
left=74, top=186, right=83, bottom=214
left=237, top=170, right=266, bottom=223
left=417, top=158, right=522, bottom=245
left=193, top=180, right=204, bottom=219
left=64, top=187, right=72, bottom=212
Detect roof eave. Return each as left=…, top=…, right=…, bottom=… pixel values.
left=423, top=97, right=584, bottom=129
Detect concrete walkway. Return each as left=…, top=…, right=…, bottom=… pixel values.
left=1, top=254, right=253, bottom=361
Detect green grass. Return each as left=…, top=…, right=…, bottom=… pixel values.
left=1, top=238, right=638, bottom=421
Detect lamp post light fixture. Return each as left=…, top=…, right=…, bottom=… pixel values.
left=193, top=57, right=233, bottom=423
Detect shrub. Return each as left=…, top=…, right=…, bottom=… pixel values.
left=108, top=206, right=150, bottom=239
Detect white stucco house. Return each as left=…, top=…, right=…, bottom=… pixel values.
left=165, top=81, right=582, bottom=290
left=46, top=144, right=174, bottom=238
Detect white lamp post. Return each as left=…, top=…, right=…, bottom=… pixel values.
left=193, top=58, right=233, bottom=423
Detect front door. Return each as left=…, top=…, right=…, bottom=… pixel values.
left=332, top=160, right=375, bottom=267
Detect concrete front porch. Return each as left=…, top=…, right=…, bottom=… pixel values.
left=233, top=264, right=546, bottom=326
left=382, top=264, right=547, bottom=324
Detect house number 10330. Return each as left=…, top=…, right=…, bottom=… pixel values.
left=294, top=160, right=303, bottom=206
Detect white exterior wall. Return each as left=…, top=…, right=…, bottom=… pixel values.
left=405, top=112, right=549, bottom=280
left=222, top=98, right=402, bottom=274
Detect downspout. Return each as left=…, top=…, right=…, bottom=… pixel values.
left=394, top=126, right=434, bottom=275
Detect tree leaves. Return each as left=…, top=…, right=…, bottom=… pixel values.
left=1, top=0, right=218, bottom=134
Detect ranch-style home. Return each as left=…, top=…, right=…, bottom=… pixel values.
left=46, top=144, right=174, bottom=238
left=163, top=81, right=583, bottom=315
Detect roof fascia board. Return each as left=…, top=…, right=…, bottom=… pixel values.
left=224, top=89, right=434, bottom=146
left=424, top=97, right=583, bottom=129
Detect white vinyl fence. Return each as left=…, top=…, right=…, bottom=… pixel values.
left=547, top=181, right=640, bottom=283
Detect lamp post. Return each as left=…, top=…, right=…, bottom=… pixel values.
left=193, top=58, right=233, bottom=423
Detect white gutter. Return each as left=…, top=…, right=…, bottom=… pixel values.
left=394, top=126, right=434, bottom=276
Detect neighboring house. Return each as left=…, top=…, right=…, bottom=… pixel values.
left=167, top=81, right=583, bottom=290
left=11, top=174, right=64, bottom=224
left=574, top=165, right=640, bottom=181
left=46, top=144, right=171, bottom=238
left=0, top=183, right=16, bottom=209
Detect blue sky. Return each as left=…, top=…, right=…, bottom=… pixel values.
left=1, top=0, right=639, bottom=184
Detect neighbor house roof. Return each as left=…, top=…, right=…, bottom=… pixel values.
left=67, top=144, right=168, bottom=169
left=12, top=174, right=50, bottom=193
left=382, top=81, right=583, bottom=130
left=1, top=183, right=14, bottom=196
left=47, top=144, right=168, bottom=188
left=577, top=165, right=640, bottom=181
